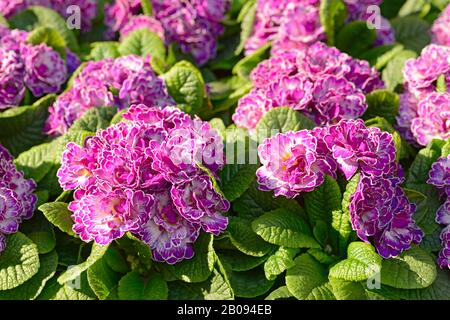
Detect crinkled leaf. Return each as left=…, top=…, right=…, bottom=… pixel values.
left=336, top=20, right=376, bottom=57
left=286, top=254, right=335, bottom=300
left=89, top=41, right=120, bottom=60
left=229, top=267, right=275, bottom=298
left=320, top=0, right=347, bottom=46
left=217, top=250, right=268, bottom=272
left=391, top=16, right=430, bottom=54
left=39, top=202, right=75, bottom=237
left=20, top=214, right=56, bottom=254
left=87, top=258, right=121, bottom=300
left=264, top=247, right=300, bottom=281
left=265, top=286, right=294, bottom=300
left=0, top=232, right=40, bottom=291
left=363, top=90, right=400, bottom=125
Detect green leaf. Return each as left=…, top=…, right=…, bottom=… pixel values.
left=219, top=163, right=258, bottom=202
left=330, top=210, right=352, bottom=257
left=329, top=277, right=368, bottom=300
left=232, top=43, right=271, bottom=79
left=342, top=172, right=361, bottom=217
left=255, top=107, right=315, bottom=139
left=233, top=181, right=305, bottom=219
left=118, top=272, right=168, bottom=300
left=118, top=29, right=166, bottom=74
left=264, top=247, right=300, bottom=281
left=335, top=21, right=376, bottom=57
left=0, top=232, right=40, bottom=291
left=329, top=242, right=382, bottom=282
left=87, top=258, right=121, bottom=300
left=58, top=243, right=109, bottom=285
left=20, top=214, right=56, bottom=254
left=0, top=94, right=55, bottom=156
left=141, top=0, right=153, bottom=16
left=391, top=16, right=430, bottom=54
left=163, top=61, right=206, bottom=115
left=320, top=0, right=347, bottom=46
left=0, top=251, right=58, bottom=300
left=69, top=106, right=118, bottom=133
left=169, top=233, right=215, bottom=283
left=10, top=6, right=79, bottom=53
left=286, top=254, right=335, bottom=300
left=104, top=246, right=130, bottom=274
left=252, top=208, right=320, bottom=248
left=304, top=176, right=342, bottom=227
left=363, top=90, right=400, bottom=125
left=227, top=217, right=276, bottom=257
left=407, top=141, right=444, bottom=188
left=51, top=272, right=97, bottom=300
left=230, top=268, right=275, bottom=298
left=265, top=286, right=294, bottom=300
left=89, top=42, right=120, bottom=60
left=27, top=26, right=67, bottom=59
left=38, top=202, right=75, bottom=237
left=217, top=250, right=268, bottom=272
left=380, top=246, right=437, bottom=289
left=307, top=248, right=337, bottom=265
left=168, top=268, right=234, bottom=300
left=382, top=50, right=417, bottom=91
left=359, top=44, right=405, bottom=69
left=235, top=0, right=256, bottom=55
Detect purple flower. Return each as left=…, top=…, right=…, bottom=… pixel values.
left=428, top=155, right=450, bottom=192
left=59, top=105, right=229, bottom=264
left=23, top=43, right=67, bottom=97
left=432, top=4, right=450, bottom=47
left=0, top=0, right=27, bottom=18
left=66, top=49, right=81, bottom=74
left=104, top=0, right=142, bottom=38
left=152, top=0, right=227, bottom=65
left=120, top=14, right=165, bottom=41
left=0, top=144, right=37, bottom=252
left=323, top=119, right=396, bottom=180
left=308, top=76, right=366, bottom=125
left=171, top=175, right=229, bottom=234
left=411, top=92, right=450, bottom=146
left=350, top=174, right=423, bottom=259
left=395, top=90, right=419, bottom=145
left=438, top=226, right=450, bottom=269
left=233, top=42, right=383, bottom=131
left=256, top=129, right=337, bottom=198
left=403, top=45, right=450, bottom=100
left=137, top=190, right=200, bottom=265
left=271, top=3, right=325, bottom=54
left=232, top=90, right=272, bottom=132
left=0, top=48, right=25, bottom=109
left=69, top=188, right=153, bottom=245
left=45, top=55, right=173, bottom=136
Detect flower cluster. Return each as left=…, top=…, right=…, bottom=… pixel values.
left=233, top=42, right=383, bottom=131
left=257, top=119, right=422, bottom=258
left=0, top=25, right=71, bottom=109
left=0, top=144, right=37, bottom=253
left=245, top=0, right=393, bottom=55
left=428, top=156, right=450, bottom=269
left=58, top=104, right=229, bottom=264
left=0, top=0, right=97, bottom=32
left=105, top=0, right=228, bottom=65
left=398, top=45, right=450, bottom=146
left=44, top=55, right=173, bottom=136
left=431, top=4, right=450, bottom=47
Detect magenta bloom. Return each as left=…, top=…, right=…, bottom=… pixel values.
left=104, top=0, right=142, bottom=38
left=350, top=174, right=423, bottom=259
left=403, top=45, right=450, bottom=100
left=395, top=90, right=419, bottom=145
left=438, top=226, right=450, bottom=269
left=45, top=55, right=173, bottom=136
left=410, top=92, right=450, bottom=146
left=58, top=105, right=229, bottom=264
left=0, top=48, right=25, bottom=109
left=432, top=4, right=450, bottom=47
left=323, top=119, right=396, bottom=180
left=0, top=144, right=37, bottom=253
left=23, top=43, right=67, bottom=97
left=234, top=42, right=382, bottom=131
left=120, top=15, right=165, bottom=41
left=256, top=129, right=337, bottom=198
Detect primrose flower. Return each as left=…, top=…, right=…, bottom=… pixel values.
left=350, top=174, right=423, bottom=259
left=410, top=92, right=450, bottom=146
left=0, top=144, right=37, bottom=253
left=23, top=43, right=67, bottom=97
left=323, top=119, right=396, bottom=180
left=256, top=129, right=337, bottom=198
left=120, top=15, right=165, bottom=41
left=432, top=4, right=450, bottom=47
left=58, top=105, right=229, bottom=264
left=0, top=48, right=25, bottom=108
